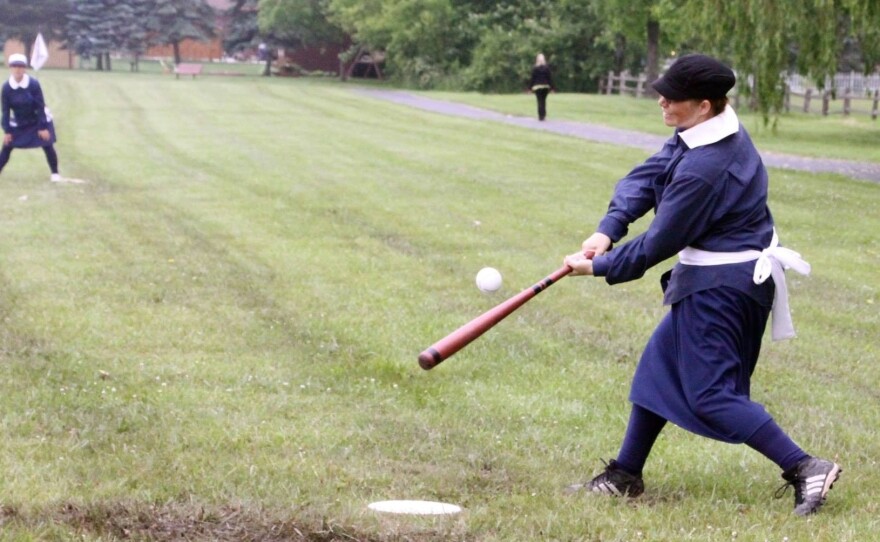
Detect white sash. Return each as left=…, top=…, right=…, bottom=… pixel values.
left=678, top=230, right=811, bottom=341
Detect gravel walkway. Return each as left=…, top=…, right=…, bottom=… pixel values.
left=358, top=89, right=880, bottom=184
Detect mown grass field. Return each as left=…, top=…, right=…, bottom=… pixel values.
left=0, top=70, right=877, bottom=541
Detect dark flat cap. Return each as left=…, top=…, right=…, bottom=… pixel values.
left=651, top=54, right=735, bottom=101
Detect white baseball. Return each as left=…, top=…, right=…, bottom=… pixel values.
left=476, top=267, right=503, bottom=293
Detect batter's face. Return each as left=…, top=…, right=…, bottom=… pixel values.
left=658, top=95, right=710, bottom=130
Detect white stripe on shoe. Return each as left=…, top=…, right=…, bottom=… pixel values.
left=592, top=482, right=622, bottom=496
left=805, top=475, right=827, bottom=495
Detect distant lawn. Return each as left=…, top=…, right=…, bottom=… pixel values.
left=67, top=57, right=266, bottom=76
left=0, top=72, right=876, bottom=541
left=423, top=90, right=880, bottom=163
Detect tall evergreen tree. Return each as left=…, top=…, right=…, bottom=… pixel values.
left=224, top=0, right=260, bottom=55
left=147, top=0, right=217, bottom=64
left=115, top=0, right=152, bottom=70
left=0, top=0, right=69, bottom=59
left=66, top=0, right=113, bottom=70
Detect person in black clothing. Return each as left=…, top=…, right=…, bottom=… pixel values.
left=528, top=53, right=554, bottom=121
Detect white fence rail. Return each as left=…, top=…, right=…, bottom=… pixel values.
left=787, top=72, right=880, bottom=95
left=601, top=70, right=880, bottom=118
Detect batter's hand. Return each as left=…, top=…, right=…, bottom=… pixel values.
left=582, top=232, right=612, bottom=257
left=564, top=251, right=594, bottom=276
left=38, top=129, right=50, bottom=141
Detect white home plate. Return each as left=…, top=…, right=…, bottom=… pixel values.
left=368, top=500, right=462, bottom=515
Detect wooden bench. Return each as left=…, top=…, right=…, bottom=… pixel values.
left=174, top=63, right=203, bottom=79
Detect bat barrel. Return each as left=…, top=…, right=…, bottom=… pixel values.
left=418, top=265, right=572, bottom=370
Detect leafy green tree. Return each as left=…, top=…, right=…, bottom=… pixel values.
left=147, top=0, right=217, bottom=64
left=594, top=0, right=672, bottom=92
left=257, top=0, right=347, bottom=76
left=325, top=0, right=390, bottom=64
left=326, top=0, right=612, bottom=90
left=462, top=0, right=610, bottom=92
left=671, top=0, right=880, bottom=121
left=259, top=0, right=344, bottom=48
left=327, top=0, right=460, bottom=86
left=542, top=0, right=619, bottom=92
left=0, top=0, right=69, bottom=59
left=377, top=0, right=460, bottom=86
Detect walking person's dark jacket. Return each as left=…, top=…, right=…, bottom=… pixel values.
left=528, top=65, right=554, bottom=91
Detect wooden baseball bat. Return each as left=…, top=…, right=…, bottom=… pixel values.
left=418, top=265, right=573, bottom=370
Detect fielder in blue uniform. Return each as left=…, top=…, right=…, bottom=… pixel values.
left=563, top=54, right=840, bottom=516
left=1, top=53, right=61, bottom=182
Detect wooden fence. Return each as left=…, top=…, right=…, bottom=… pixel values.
left=600, top=70, right=879, bottom=119
left=784, top=86, right=880, bottom=119
left=599, top=70, right=650, bottom=97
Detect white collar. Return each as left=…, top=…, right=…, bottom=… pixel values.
left=679, top=105, right=739, bottom=149
left=8, top=74, right=30, bottom=90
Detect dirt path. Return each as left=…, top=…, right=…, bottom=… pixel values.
left=358, top=89, right=880, bottom=184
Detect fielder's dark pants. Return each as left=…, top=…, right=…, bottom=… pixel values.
left=0, top=144, right=59, bottom=175
left=534, top=88, right=550, bottom=120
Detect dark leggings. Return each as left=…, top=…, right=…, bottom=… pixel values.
left=0, top=144, right=59, bottom=174
left=534, top=88, right=550, bottom=120
left=616, top=404, right=667, bottom=475
left=615, top=404, right=808, bottom=476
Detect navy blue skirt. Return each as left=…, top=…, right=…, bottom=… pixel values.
left=629, top=286, right=773, bottom=443
left=7, top=121, right=56, bottom=149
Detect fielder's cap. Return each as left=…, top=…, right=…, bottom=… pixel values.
left=651, top=54, right=735, bottom=101
left=7, top=53, right=28, bottom=67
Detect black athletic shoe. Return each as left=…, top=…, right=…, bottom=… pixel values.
left=775, top=457, right=842, bottom=516
left=566, top=460, right=645, bottom=497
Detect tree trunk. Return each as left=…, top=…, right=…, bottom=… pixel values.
left=22, top=33, right=35, bottom=62
left=105, top=53, right=112, bottom=71
left=173, top=41, right=181, bottom=65
left=614, top=33, right=627, bottom=75
left=645, top=19, right=660, bottom=97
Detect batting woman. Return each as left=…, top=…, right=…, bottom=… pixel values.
left=563, top=54, right=840, bottom=516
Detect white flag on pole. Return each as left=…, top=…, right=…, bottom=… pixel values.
left=31, top=33, right=49, bottom=71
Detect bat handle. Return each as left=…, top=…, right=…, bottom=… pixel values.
left=418, top=349, right=441, bottom=370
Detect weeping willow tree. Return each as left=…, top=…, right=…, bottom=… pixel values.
left=593, top=0, right=673, bottom=95
left=672, top=0, right=880, bottom=123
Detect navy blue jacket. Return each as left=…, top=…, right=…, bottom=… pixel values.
left=591, top=111, right=775, bottom=307
left=2, top=76, right=50, bottom=133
